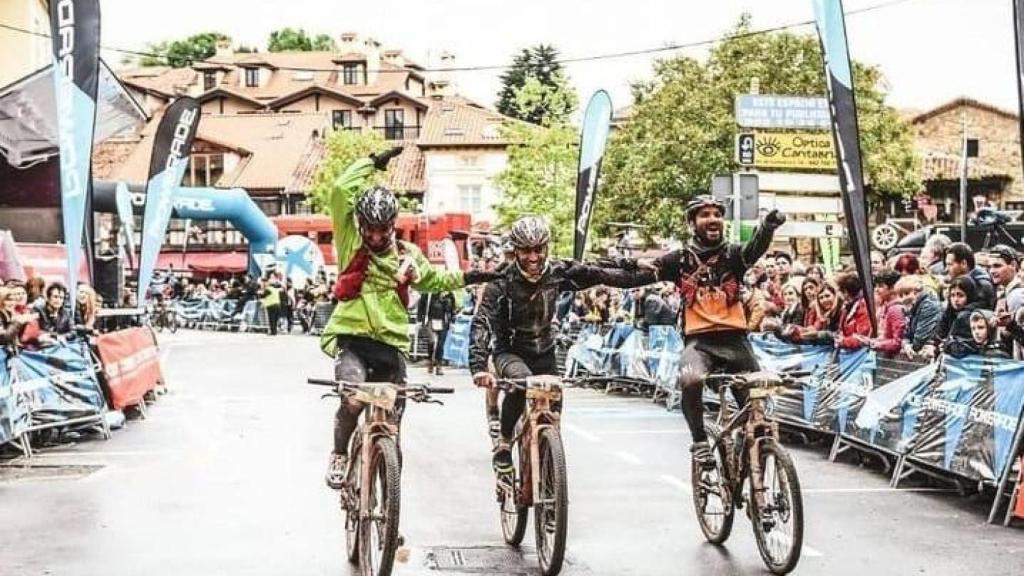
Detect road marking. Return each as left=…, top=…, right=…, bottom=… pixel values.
left=802, top=487, right=955, bottom=494
left=28, top=450, right=171, bottom=457
left=803, top=545, right=824, bottom=558
left=602, top=429, right=686, bottom=435
left=659, top=474, right=692, bottom=494
left=614, top=450, right=643, bottom=465
left=563, top=423, right=600, bottom=442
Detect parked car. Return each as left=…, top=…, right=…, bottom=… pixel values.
left=887, top=209, right=1024, bottom=257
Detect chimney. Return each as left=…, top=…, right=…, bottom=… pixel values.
left=383, top=49, right=404, bottom=67
left=340, top=32, right=358, bottom=46
left=429, top=51, right=456, bottom=97
left=364, top=37, right=382, bottom=85
left=215, top=39, right=232, bottom=60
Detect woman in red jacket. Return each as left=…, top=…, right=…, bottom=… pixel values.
left=835, top=272, right=872, bottom=349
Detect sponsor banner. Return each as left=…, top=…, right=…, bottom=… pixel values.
left=0, top=348, right=29, bottom=444
left=95, top=327, right=164, bottom=410
left=138, top=97, right=201, bottom=303
left=749, top=333, right=837, bottom=428
left=813, top=0, right=877, bottom=335
left=744, top=131, right=836, bottom=170
left=847, top=362, right=941, bottom=454
left=9, top=341, right=106, bottom=427
left=13, top=243, right=90, bottom=285
left=115, top=181, right=136, bottom=266
left=906, top=357, right=1024, bottom=483
left=50, top=0, right=101, bottom=306
left=735, top=94, right=831, bottom=129
left=574, top=90, right=612, bottom=261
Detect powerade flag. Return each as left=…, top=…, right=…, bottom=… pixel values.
left=137, top=98, right=200, bottom=303
left=812, top=0, right=876, bottom=335
left=573, top=90, right=613, bottom=261
left=50, top=0, right=101, bottom=309
left=114, top=182, right=136, bottom=268
left=1014, top=0, right=1024, bottom=170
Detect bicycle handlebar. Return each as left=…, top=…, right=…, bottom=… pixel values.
left=306, top=378, right=454, bottom=398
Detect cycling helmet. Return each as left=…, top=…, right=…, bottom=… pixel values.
left=356, top=186, right=398, bottom=226
left=685, top=194, right=726, bottom=222
left=508, top=216, right=551, bottom=249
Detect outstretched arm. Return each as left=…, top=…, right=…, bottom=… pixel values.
left=740, top=209, right=786, bottom=268
left=564, top=260, right=657, bottom=291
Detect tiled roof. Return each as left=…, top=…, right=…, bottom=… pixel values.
left=112, top=112, right=329, bottom=191
left=286, top=141, right=425, bottom=195
left=911, top=97, right=1020, bottom=125
left=418, top=96, right=509, bottom=147
left=920, top=152, right=1011, bottom=181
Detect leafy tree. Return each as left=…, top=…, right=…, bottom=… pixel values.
left=598, top=14, right=921, bottom=240
left=141, top=32, right=230, bottom=68
left=496, top=44, right=567, bottom=124
left=493, top=121, right=577, bottom=257
left=268, top=28, right=336, bottom=52
left=309, top=130, right=392, bottom=213
left=514, top=75, right=578, bottom=127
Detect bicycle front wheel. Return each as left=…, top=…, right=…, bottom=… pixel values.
left=499, top=441, right=528, bottom=545
left=749, top=439, right=804, bottom=575
left=534, top=427, right=568, bottom=576
left=169, top=313, right=179, bottom=333
left=691, top=424, right=734, bottom=544
left=344, top=443, right=363, bottom=563
left=359, top=436, right=401, bottom=576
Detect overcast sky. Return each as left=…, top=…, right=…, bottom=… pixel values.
left=93, top=0, right=1018, bottom=114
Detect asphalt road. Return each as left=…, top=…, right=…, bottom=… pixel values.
left=1, top=329, right=1022, bottom=576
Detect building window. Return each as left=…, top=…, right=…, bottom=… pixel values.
left=185, top=154, right=226, bottom=187
left=203, top=71, right=216, bottom=91
left=332, top=110, right=353, bottom=130
left=384, top=109, right=405, bottom=140
left=253, top=197, right=281, bottom=217
left=457, top=185, right=482, bottom=214
left=244, top=67, right=259, bottom=87
left=343, top=64, right=360, bottom=85
left=460, top=155, right=479, bottom=167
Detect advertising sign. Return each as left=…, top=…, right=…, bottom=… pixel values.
left=735, top=94, right=831, bottom=129
left=750, top=131, right=836, bottom=170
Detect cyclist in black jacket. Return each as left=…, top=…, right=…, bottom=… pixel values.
left=470, top=216, right=656, bottom=473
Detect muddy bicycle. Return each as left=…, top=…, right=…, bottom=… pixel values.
left=493, top=375, right=577, bottom=576
left=308, top=378, right=453, bottom=576
left=692, top=370, right=807, bottom=575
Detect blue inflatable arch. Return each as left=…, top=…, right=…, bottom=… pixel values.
left=93, top=180, right=277, bottom=274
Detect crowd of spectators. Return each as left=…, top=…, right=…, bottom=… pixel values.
left=0, top=276, right=101, bottom=351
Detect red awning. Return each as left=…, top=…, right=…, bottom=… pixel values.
left=155, top=252, right=248, bottom=274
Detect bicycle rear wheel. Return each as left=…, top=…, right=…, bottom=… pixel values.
left=499, top=441, right=528, bottom=545
left=534, top=427, right=568, bottom=576
left=359, top=436, right=401, bottom=576
left=749, top=439, right=803, bottom=575
left=691, top=424, right=734, bottom=544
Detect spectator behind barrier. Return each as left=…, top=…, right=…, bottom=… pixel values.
left=835, top=272, right=872, bottom=350
left=896, top=275, right=941, bottom=360
left=75, top=284, right=99, bottom=332
left=923, top=275, right=983, bottom=360
left=923, top=233, right=952, bottom=277
left=946, top=242, right=995, bottom=310
left=862, top=270, right=906, bottom=357
left=0, top=285, right=36, bottom=349
left=32, top=282, right=72, bottom=341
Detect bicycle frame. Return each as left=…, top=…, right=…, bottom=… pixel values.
left=517, top=381, right=562, bottom=507
left=348, top=385, right=401, bottom=515
left=713, top=380, right=782, bottom=508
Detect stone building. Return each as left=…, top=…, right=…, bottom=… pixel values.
left=909, top=97, right=1023, bottom=218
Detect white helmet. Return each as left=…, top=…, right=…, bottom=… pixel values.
left=508, top=216, right=551, bottom=249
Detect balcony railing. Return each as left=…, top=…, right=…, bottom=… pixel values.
left=374, top=125, right=421, bottom=141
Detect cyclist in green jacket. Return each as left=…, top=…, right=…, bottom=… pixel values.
left=322, top=147, right=496, bottom=488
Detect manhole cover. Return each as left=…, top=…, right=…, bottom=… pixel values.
left=426, top=546, right=532, bottom=574
left=0, top=464, right=104, bottom=483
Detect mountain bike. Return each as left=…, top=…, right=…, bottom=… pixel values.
left=692, top=370, right=807, bottom=575
left=154, top=301, right=179, bottom=333
left=494, top=375, right=576, bottom=576
left=308, top=378, right=453, bottom=576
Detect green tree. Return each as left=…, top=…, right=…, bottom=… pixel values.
left=141, top=32, right=230, bottom=67
left=514, top=74, right=578, bottom=127
left=496, top=44, right=567, bottom=124
left=309, top=130, right=392, bottom=213
left=267, top=28, right=336, bottom=52
left=493, top=121, right=577, bottom=257
left=598, top=14, right=921, bottom=239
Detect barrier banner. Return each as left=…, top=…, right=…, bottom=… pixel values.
left=749, top=334, right=834, bottom=428
left=812, top=347, right=876, bottom=432
left=11, top=341, right=105, bottom=426
left=0, top=349, right=28, bottom=444
left=442, top=315, right=471, bottom=368
left=906, top=357, right=1024, bottom=483
left=566, top=324, right=606, bottom=375
left=650, top=326, right=684, bottom=390
left=847, top=362, right=941, bottom=453
left=95, top=327, right=163, bottom=410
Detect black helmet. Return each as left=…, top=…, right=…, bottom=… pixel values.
left=685, top=194, right=726, bottom=222
left=356, top=186, right=398, bottom=226
left=508, top=216, right=551, bottom=249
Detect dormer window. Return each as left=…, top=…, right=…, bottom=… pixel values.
left=343, top=64, right=360, bottom=85
left=203, top=71, right=216, bottom=91
left=244, top=67, right=259, bottom=88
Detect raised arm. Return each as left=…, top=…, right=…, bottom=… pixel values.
left=740, top=209, right=786, bottom=268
